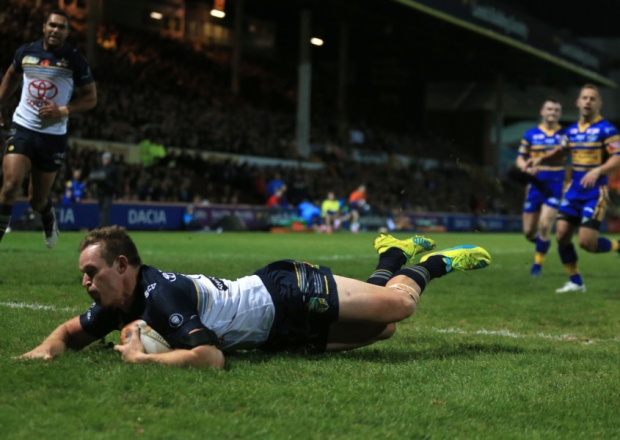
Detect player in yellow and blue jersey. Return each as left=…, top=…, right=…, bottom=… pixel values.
left=516, top=99, right=566, bottom=277
left=527, top=84, right=620, bottom=293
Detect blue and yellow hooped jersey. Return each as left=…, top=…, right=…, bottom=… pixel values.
left=563, top=116, right=620, bottom=186
left=518, top=124, right=566, bottom=182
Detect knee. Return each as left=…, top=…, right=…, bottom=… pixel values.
left=578, top=238, right=597, bottom=253
left=393, top=294, right=417, bottom=322
left=29, top=195, right=48, bottom=212
left=0, top=179, right=22, bottom=201
left=378, top=323, right=396, bottom=340
left=523, top=229, right=536, bottom=241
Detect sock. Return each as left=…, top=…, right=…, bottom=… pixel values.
left=39, top=199, right=54, bottom=231
left=0, top=203, right=13, bottom=243
left=595, top=237, right=620, bottom=253
left=532, top=237, right=551, bottom=272
left=390, top=256, right=447, bottom=295
left=366, top=248, right=406, bottom=286
left=558, top=243, right=583, bottom=286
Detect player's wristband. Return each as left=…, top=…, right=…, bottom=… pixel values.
left=59, top=106, right=70, bottom=117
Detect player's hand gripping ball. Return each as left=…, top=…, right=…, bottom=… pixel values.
left=120, top=320, right=172, bottom=354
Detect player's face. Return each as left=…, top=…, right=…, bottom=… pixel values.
left=42, top=14, right=70, bottom=50
left=79, top=244, right=124, bottom=308
left=540, top=101, right=561, bottom=125
left=576, top=87, right=602, bottom=119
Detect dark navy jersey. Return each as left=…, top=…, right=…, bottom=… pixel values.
left=12, top=39, right=94, bottom=134
left=79, top=266, right=213, bottom=349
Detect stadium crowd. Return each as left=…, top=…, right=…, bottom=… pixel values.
left=0, top=0, right=524, bottom=222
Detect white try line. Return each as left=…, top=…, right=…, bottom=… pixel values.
left=435, top=327, right=620, bottom=344
left=2, top=301, right=618, bottom=344
left=0, top=301, right=77, bottom=312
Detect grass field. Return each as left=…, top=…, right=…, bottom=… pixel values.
left=1, top=230, right=620, bottom=439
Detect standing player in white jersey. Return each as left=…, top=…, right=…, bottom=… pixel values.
left=0, top=9, right=97, bottom=248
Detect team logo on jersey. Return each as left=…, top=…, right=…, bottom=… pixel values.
left=308, top=297, right=329, bottom=313
left=28, top=79, right=58, bottom=100
left=40, top=59, right=50, bottom=67
left=22, top=55, right=39, bottom=65
left=169, top=314, right=183, bottom=327
left=161, top=272, right=177, bottom=282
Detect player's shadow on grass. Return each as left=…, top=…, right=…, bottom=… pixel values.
left=224, top=342, right=524, bottom=366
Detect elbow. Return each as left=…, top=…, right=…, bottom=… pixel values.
left=191, top=345, right=225, bottom=369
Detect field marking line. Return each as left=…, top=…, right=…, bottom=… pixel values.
left=0, top=301, right=77, bottom=312
left=434, top=327, right=620, bottom=344
left=3, top=302, right=618, bottom=344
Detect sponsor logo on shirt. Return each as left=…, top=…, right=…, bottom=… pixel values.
left=22, top=56, right=39, bottom=65
left=205, top=276, right=228, bottom=291
left=144, top=283, right=156, bottom=298
left=28, top=79, right=58, bottom=100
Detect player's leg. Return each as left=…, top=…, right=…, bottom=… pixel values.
left=349, top=209, right=360, bottom=233
left=522, top=184, right=540, bottom=242
left=29, top=168, right=60, bottom=248
left=555, top=217, right=585, bottom=293
left=367, top=233, right=436, bottom=286
left=530, top=202, right=559, bottom=277
left=326, top=321, right=395, bottom=351
left=0, top=153, right=31, bottom=244
left=522, top=211, right=539, bottom=242
left=326, top=245, right=491, bottom=350
left=576, top=195, right=620, bottom=254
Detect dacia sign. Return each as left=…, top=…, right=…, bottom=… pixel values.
left=128, top=209, right=167, bottom=225
left=115, top=205, right=183, bottom=230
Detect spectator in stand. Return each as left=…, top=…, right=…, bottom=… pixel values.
left=62, top=169, right=86, bottom=204
left=266, top=171, right=286, bottom=199
left=320, top=191, right=342, bottom=233
left=89, top=152, right=117, bottom=227
left=265, top=185, right=287, bottom=208
left=298, top=199, right=322, bottom=230
left=348, top=184, right=368, bottom=233
left=183, top=205, right=202, bottom=231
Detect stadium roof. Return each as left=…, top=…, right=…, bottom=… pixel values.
left=242, top=0, right=617, bottom=89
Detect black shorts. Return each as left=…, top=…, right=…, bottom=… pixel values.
left=254, top=260, right=339, bottom=353
left=5, top=123, right=68, bottom=172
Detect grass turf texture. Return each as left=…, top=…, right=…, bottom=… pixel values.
left=1, top=231, right=620, bottom=439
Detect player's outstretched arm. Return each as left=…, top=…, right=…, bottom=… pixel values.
left=114, top=324, right=225, bottom=369
left=525, top=146, right=565, bottom=168
left=15, top=316, right=98, bottom=361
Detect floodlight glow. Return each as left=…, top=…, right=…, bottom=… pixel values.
left=310, top=37, right=324, bottom=46
left=210, top=9, right=226, bottom=18
left=150, top=12, right=163, bottom=20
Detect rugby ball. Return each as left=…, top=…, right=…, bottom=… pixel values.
left=120, top=320, right=172, bottom=354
